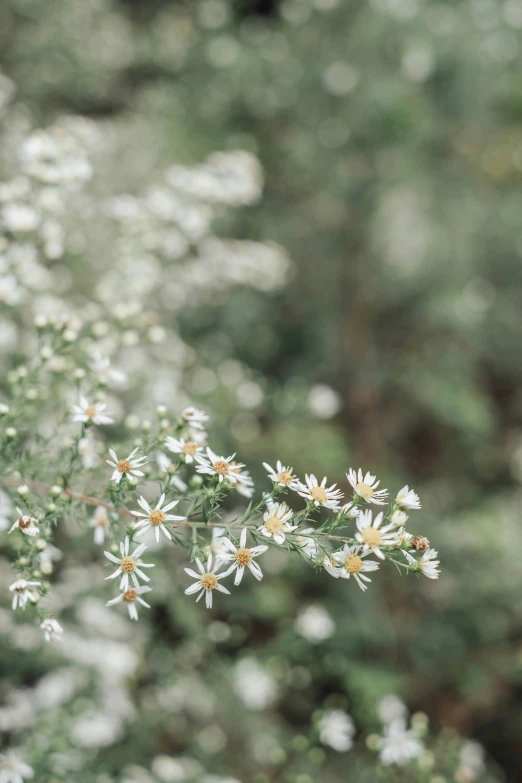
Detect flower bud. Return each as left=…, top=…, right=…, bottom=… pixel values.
left=5, top=427, right=17, bottom=438
left=17, top=484, right=29, bottom=497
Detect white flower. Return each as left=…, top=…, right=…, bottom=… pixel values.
left=321, top=554, right=342, bottom=578
left=2, top=202, right=40, bottom=232
left=295, top=474, right=344, bottom=510
left=195, top=447, right=244, bottom=483
left=104, top=536, right=154, bottom=591
left=258, top=501, right=298, bottom=545
left=0, top=751, right=34, bottom=783
left=262, top=460, right=298, bottom=489
left=419, top=548, right=440, bottom=580
left=78, top=435, right=100, bottom=468
left=355, top=509, right=398, bottom=560
left=347, top=468, right=388, bottom=505
left=332, top=544, right=380, bottom=591
left=184, top=555, right=231, bottom=609
left=318, top=709, right=355, bottom=752
left=458, top=741, right=485, bottom=780
left=106, top=585, right=153, bottom=621
left=390, top=509, right=409, bottom=527
left=0, top=275, right=21, bottom=306
left=181, top=405, right=209, bottom=430
left=132, top=493, right=186, bottom=543
left=233, top=658, right=277, bottom=710
left=165, top=435, right=203, bottom=464
left=8, top=508, right=39, bottom=537
left=40, top=618, right=63, bottom=642
left=72, top=396, right=114, bottom=426
left=106, top=446, right=148, bottom=483
left=377, top=719, right=424, bottom=766
left=395, top=485, right=421, bottom=510
left=340, top=502, right=360, bottom=519
left=89, top=353, right=126, bottom=387
left=156, top=452, right=189, bottom=491
left=210, top=526, right=230, bottom=558
left=294, top=527, right=318, bottom=558
left=89, top=506, right=111, bottom=545
left=377, top=695, right=408, bottom=724
left=396, top=527, right=412, bottom=546
left=403, top=547, right=440, bottom=579
left=229, top=463, right=255, bottom=498
left=9, top=579, right=41, bottom=610
left=295, top=604, right=335, bottom=642
left=220, top=528, right=268, bottom=585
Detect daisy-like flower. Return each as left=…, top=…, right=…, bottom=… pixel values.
left=220, top=528, right=268, bottom=585
left=210, top=526, right=229, bottom=559
left=258, top=501, right=298, bottom=545
left=156, top=453, right=189, bottom=491
left=8, top=508, right=39, bottom=537
left=106, top=585, right=152, bottom=621
left=332, top=544, right=380, bottom=591
left=419, top=548, right=440, bottom=580
left=262, top=460, right=298, bottom=489
left=165, top=435, right=203, bottom=464
left=184, top=555, right=231, bottom=609
left=294, top=527, right=318, bottom=559
left=321, top=554, right=342, bottom=578
left=72, top=396, right=114, bottom=426
left=355, top=509, right=398, bottom=560
left=106, top=446, right=148, bottom=483
left=347, top=468, right=388, bottom=505
left=295, top=474, right=344, bottom=510
left=89, top=353, right=127, bottom=387
left=395, top=485, right=421, bottom=510
left=9, top=579, right=41, bottom=610
left=318, top=709, right=355, bottom=752
left=195, top=447, right=244, bottom=484
left=403, top=547, right=440, bottom=579
left=0, top=751, right=34, bottom=783
left=229, top=463, right=255, bottom=498
left=377, top=719, right=424, bottom=766
left=89, top=506, right=111, bottom=545
left=181, top=405, right=209, bottom=430
left=104, top=536, right=154, bottom=591
left=40, top=618, right=63, bottom=642
left=132, top=493, right=185, bottom=542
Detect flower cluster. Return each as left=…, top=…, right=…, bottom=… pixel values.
left=3, top=381, right=438, bottom=633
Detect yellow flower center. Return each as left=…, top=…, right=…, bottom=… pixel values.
left=344, top=554, right=363, bottom=574
left=97, top=513, right=108, bottom=527
left=183, top=442, right=198, bottom=456
left=117, top=459, right=132, bottom=473
left=236, top=548, right=252, bottom=566
left=123, top=589, right=137, bottom=603
left=361, top=527, right=381, bottom=546
left=310, top=486, right=328, bottom=504
left=213, top=460, right=229, bottom=475
left=121, top=556, right=136, bottom=573
left=201, top=573, right=218, bottom=590
left=356, top=482, right=374, bottom=499
left=264, top=516, right=283, bottom=534
left=149, top=509, right=165, bottom=526
left=18, top=517, right=32, bottom=529
left=85, top=405, right=97, bottom=418
left=278, top=469, right=294, bottom=485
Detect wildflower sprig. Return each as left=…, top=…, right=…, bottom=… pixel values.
left=2, top=393, right=438, bottom=631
